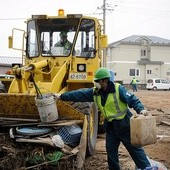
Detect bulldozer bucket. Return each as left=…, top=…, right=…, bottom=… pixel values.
left=0, top=93, right=84, bottom=120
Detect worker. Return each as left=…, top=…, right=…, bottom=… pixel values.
left=54, top=67, right=151, bottom=170
left=109, top=69, right=114, bottom=82
left=54, top=31, right=72, bottom=55
left=130, top=77, right=138, bottom=92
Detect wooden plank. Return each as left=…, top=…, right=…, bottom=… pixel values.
left=16, top=138, right=54, bottom=146
left=2, top=122, right=40, bottom=127
left=76, top=116, right=87, bottom=168
left=38, top=120, right=83, bottom=127
left=157, top=135, right=170, bottom=142
left=1, top=119, right=83, bottom=127
left=161, top=121, right=170, bottom=126
left=16, top=137, right=72, bottom=154
left=0, top=117, right=40, bottom=122
left=165, top=115, right=170, bottom=119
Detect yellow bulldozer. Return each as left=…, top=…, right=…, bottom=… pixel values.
left=0, top=9, right=108, bottom=169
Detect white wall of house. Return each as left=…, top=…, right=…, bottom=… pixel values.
left=108, top=44, right=144, bottom=84
left=108, top=44, right=141, bottom=62
left=107, top=39, right=170, bottom=84
left=150, top=46, right=170, bottom=62
left=145, top=65, right=161, bottom=80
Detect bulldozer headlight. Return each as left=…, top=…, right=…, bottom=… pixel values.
left=77, top=64, right=86, bottom=72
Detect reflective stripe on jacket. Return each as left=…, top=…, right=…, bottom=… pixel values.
left=93, top=83, right=128, bottom=122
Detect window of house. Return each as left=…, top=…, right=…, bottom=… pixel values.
left=141, top=49, right=147, bottom=57
left=147, top=70, right=152, bottom=74
left=129, top=69, right=140, bottom=76
left=167, top=72, right=170, bottom=76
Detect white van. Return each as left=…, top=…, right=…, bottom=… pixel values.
left=146, top=78, right=170, bottom=91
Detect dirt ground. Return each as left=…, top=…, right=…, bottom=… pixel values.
left=0, top=90, right=170, bottom=170
left=85, top=90, right=170, bottom=170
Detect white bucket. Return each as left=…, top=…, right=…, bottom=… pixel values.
left=35, top=94, right=58, bottom=122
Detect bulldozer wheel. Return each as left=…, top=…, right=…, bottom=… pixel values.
left=71, top=102, right=98, bottom=156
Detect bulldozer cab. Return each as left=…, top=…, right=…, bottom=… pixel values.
left=27, top=12, right=108, bottom=58
left=8, top=10, right=108, bottom=94
left=30, top=17, right=95, bottom=58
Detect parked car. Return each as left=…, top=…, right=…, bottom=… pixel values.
left=146, top=78, right=170, bottom=91
left=0, top=74, right=15, bottom=93
left=0, top=81, right=6, bottom=93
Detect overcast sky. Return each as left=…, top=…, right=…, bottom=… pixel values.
left=0, top=0, right=170, bottom=57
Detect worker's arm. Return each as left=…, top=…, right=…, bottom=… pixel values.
left=60, top=88, right=94, bottom=102
left=119, top=85, right=144, bottom=114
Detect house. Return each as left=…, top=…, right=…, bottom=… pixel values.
left=107, top=35, right=170, bottom=86
left=0, top=56, right=22, bottom=74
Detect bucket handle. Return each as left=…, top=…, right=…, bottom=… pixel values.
left=31, top=73, right=43, bottom=99
left=37, top=87, right=57, bottom=100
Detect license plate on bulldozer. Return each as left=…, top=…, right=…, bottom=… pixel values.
left=69, top=73, right=87, bottom=80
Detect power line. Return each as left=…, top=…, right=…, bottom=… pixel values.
left=94, top=0, right=118, bottom=67
left=113, top=10, right=170, bottom=36
left=94, top=0, right=118, bottom=33
left=0, top=18, right=26, bottom=21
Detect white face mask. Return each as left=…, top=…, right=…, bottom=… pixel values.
left=94, top=82, right=101, bottom=89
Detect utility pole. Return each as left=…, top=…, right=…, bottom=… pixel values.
left=95, top=1, right=117, bottom=67
left=103, top=0, right=106, bottom=34
left=97, top=0, right=116, bottom=67
left=103, top=0, right=107, bottom=67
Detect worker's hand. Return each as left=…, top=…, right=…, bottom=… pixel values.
left=53, top=93, right=61, bottom=100
left=140, top=109, right=149, bottom=116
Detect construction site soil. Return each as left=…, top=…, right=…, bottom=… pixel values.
left=0, top=90, right=170, bottom=170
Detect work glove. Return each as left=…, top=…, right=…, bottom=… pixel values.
left=140, top=109, right=149, bottom=116
left=53, top=93, right=61, bottom=100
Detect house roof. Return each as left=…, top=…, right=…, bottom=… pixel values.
left=108, top=35, right=170, bottom=47
left=0, top=56, right=22, bottom=66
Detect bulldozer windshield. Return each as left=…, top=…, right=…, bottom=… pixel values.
left=27, top=18, right=95, bottom=58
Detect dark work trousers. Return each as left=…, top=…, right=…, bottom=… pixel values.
left=132, top=84, right=137, bottom=92
left=105, top=111, right=151, bottom=170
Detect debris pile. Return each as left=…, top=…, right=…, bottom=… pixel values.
left=0, top=117, right=83, bottom=169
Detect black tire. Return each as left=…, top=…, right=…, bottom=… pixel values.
left=71, top=102, right=98, bottom=156
left=153, top=86, right=157, bottom=91
left=0, top=89, right=6, bottom=93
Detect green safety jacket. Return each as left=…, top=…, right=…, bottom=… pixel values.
left=93, top=83, right=128, bottom=122
left=132, top=79, right=137, bottom=84
left=54, top=40, right=72, bottom=54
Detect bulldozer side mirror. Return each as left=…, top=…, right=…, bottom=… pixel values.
left=100, top=35, right=108, bottom=48
left=8, top=36, right=13, bottom=49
